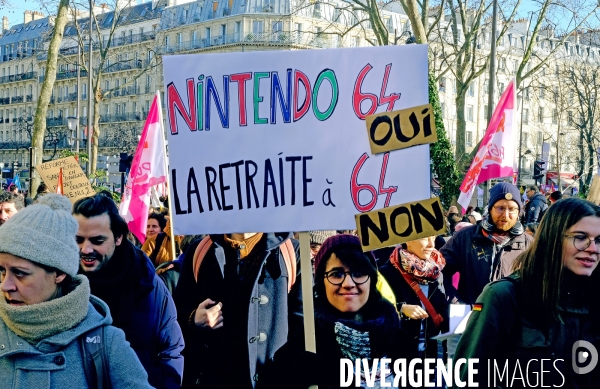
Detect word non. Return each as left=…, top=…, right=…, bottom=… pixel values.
left=340, top=358, right=478, bottom=387
left=171, top=155, right=314, bottom=214
left=356, top=197, right=446, bottom=251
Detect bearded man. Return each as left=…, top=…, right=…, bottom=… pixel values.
left=440, top=182, right=533, bottom=304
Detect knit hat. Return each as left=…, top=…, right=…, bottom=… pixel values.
left=309, top=230, right=337, bottom=245
left=488, top=182, right=522, bottom=212
left=470, top=211, right=482, bottom=221
left=0, top=194, right=80, bottom=276
left=313, top=234, right=374, bottom=274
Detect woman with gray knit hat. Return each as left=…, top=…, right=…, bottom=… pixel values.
left=0, top=194, right=152, bottom=388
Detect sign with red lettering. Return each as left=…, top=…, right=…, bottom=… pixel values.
left=164, top=46, right=431, bottom=234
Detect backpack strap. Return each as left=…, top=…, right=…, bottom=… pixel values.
left=279, top=239, right=296, bottom=292
left=80, top=326, right=109, bottom=389
left=193, top=236, right=214, bottom=283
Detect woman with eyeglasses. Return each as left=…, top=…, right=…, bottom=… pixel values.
left=455, top=197, right=600, bottom=388
left=261, top=234, right=411, bottom=389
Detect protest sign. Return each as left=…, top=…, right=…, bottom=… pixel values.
left=587, top=175, right=600, bottom=205
left=355, top=197, right=446, bottom=251
left=365, top=104, right=437, bottom=154
left=164, top=45, right=431, bottom=235
left=36, top=156, right=95, bottom=203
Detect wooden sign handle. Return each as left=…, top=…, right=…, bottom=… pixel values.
left=299, top=232, right=318, bottom=389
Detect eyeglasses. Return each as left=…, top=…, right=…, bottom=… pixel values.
left=324, top=269, right=370, bottom=285
left=493, top=206, right=519, bottom=215
left=564, top=234, right=600, bottom=251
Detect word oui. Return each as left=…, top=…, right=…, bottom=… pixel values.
left=340, top=358, right=478, bottom=387
left=166, top=69, right=339, bottom=134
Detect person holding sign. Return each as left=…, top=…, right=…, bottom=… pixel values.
left=380, top=236, right=448, bottom=362
left=454, top=198, right=600, bottom=387
left=262, top=235, right=411, bottom=388
left=440, top=183, right=532, bottom=305
left=173, top=232, right=302, bottom=389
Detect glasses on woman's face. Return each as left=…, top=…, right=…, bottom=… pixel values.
left=565, top=234, right=600, bottom=251
left=324, top=269, right=370, bottom=285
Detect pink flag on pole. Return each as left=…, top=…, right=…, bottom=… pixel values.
left=457, top=80, right=517, bottom=213
left=119, top=92, right=168, bottom=242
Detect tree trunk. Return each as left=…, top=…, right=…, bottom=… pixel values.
left=455, top=92, right=467, bottom=165
left=92, top=82, right=101, bottom=176
left=402, top=0, right=427, bottom=43
left=30, top=0, right=69, bottom=194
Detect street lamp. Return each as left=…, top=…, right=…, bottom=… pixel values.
left=67, top=116, right=78, bottom=151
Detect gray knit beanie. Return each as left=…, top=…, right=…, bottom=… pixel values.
left=0, top=194, right=80, bottom=276
left=309, top=230, right=337, bottom=245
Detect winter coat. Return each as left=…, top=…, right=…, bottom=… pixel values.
left=454, top=272, right=600, bottom=388
left=173, top=232, right=303, bottom=389
left=0, top=296, right=152, bottom=389
left=525, top=192, right=548, bottom=223
left=440, top=223, right=532, bottom=304
left=261, top=299, right=413, bottom=389
left=84, top=241, right=184, bottom=389
left=379, top=263, right=449, bottom=358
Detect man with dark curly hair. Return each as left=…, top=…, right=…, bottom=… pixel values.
left=0, top=192, right=24, bottom=225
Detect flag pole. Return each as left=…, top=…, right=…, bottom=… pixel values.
left=155, top=90, right=177, bottom=261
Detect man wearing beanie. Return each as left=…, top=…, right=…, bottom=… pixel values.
left=440, top=182, right=533, bottom=304
left=73, top=192, right=184, bottom=389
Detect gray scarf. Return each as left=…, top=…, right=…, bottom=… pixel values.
left=0, top=275, right=91, bottom=344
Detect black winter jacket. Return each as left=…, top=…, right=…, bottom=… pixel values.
left=440, top=223, right=532, bottom=304
left=379, top=263, right=449, bottom=358
left=454, top=272, right=600, bottom=388
left=525, top=192, right=548, bottom=223
left=173, top=232, right=303, bottom=389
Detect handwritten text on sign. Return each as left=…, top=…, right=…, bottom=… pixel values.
left=36, top=156, right=95, bottom=204
left=365, top=104, right=438, bottom=154
left=356, top=197, right=446, bottom=251
left=164, top=46, right=431, bottom=234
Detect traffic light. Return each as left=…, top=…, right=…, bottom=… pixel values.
left=533, top=160, right=546, bottom=181
left=119, top=153, right=133, bottom=173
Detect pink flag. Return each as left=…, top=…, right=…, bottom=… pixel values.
left=119, top=92, right=168, bottom=242
left=457, top=80, right=517, bottom=213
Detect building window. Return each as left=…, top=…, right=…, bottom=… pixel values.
left=466, top=105, right=474, bottom=122
left=467, top=82, right=474, bottom=97
left=552, top=109, right=558, bottom=124
left=439, top=76, right=446, bottom=92
left=205, top=27, right=211, bottom=40
left=466, top=131, right=473, bottom=146
left=538, top=107, right=544, bottom=122
left=252, top=21, right=263, bottom=34
left=523, top=109, right=529, bottom=124
left=539, top=85, right=545, bottom=100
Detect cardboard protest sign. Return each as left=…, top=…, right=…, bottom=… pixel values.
left=355, top=197, right=446, bottom=251
left=164, top=45, right=431, bottom=234
left=36, top=156, right=95, bottom=203
left=587, top=175, right=600, bottom=206
left=365, top=104, right=437, bottom=154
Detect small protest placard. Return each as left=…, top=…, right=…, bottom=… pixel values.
left=365, top=104, right=437, bottom=154
left=36, top=156, right=95, bottom=204
left=355, top=197, right=446, bottom=251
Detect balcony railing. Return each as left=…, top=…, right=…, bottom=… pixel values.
left=47, top=117, right=67, bottom=127
left=0, top=98, right=10, bottom=105
left=0, top=71, right=38, bottom=84
left=10, top=96, right=23, bottom=104
left=99, top=112, right=148, bottom=123
left=39, top=69, right=89, bottom=83
left=161, top=31, right=333, bottom=54
left=103, top=59, right=151, bottom=74
left=111, top=31, right=157, bottom=48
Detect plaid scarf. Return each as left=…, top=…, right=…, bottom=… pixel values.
left=481, top=216, right=524, bottom=247
left=390, top=247, right=445, bottom=284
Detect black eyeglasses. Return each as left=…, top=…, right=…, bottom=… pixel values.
left=565, top=234, right=600, bottom=251
left=324, top=270, right=370, bottom=285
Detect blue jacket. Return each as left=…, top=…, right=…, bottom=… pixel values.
left=85, top=241, right=184, bottom=389
left=0, top=295, right=152, bottom=389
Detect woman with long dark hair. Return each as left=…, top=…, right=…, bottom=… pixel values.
left=262, top=234, right=411, bottom=388
left=455, top=197, right=600, bottom=388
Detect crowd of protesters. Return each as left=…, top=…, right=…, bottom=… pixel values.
left=0, top=180, right=598, bottom=388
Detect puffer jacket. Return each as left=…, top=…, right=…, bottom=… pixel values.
left=0, top=296, right=152, bottom=389
left=525, top=192, right=548, bottom=223
left=440, top=222, right=532, bottom=304
left=173, top=232, right=303, bottom=389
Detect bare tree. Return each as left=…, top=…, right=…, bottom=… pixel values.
left=30, top=0, right=69, bottom=194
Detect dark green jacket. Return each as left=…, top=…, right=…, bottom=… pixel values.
left=454, top=273, right=600, bottom=389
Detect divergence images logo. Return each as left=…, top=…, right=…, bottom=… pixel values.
left=572, top=340, right=598, bottom=375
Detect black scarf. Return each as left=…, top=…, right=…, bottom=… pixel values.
left=82, top=240, right=154, bottom=329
